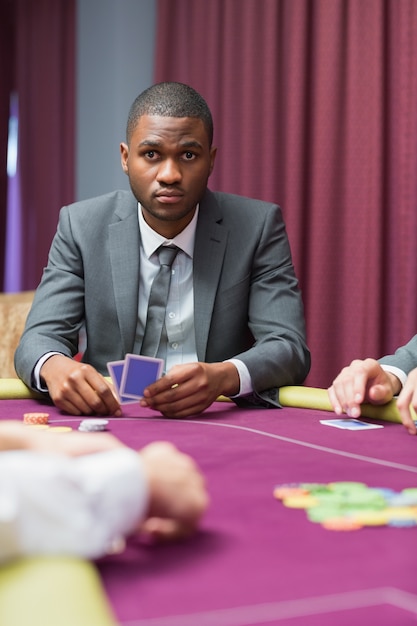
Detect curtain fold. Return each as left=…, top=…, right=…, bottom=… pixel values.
left=155, top=0, right=417, bottom=388
left=16, top=0, right=75, bottom=290
left=0, top=0, right=15, bottom=287
left=0, top=0, right=75, bottom=291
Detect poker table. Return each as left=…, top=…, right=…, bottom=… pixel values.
left=1, top=382, right=417, bottom=626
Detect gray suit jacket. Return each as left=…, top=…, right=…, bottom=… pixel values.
left=379, top=335, right=417, bottom=375
left=15, top=189, right=310, bottom=408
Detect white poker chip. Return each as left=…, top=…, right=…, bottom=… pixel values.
left=78, top=419, right=109, bottom=432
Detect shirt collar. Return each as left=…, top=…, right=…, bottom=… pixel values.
left=138, top=204, right=198, bottom=259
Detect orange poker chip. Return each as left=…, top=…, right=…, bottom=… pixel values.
left=273, top=486, right=309, bottom=500
left=322, top=518, right=363, bottom=531
left=23, top=412, right=49, bottom=425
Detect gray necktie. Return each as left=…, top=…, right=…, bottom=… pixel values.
left=140, top=245, right=179, bottom=358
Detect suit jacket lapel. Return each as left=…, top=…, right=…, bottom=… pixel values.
left=109, top=197, right=140, bottom=354
left=193, top=191, right=227, bottom=360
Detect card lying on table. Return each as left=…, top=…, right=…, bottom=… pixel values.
left=320, top=418, right=384, bottom=430
left=107, top=354, right=164, bottom=403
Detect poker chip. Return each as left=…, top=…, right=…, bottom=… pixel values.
left=273, top=486, right=308, bottom=500
left=348, top=511, right=389, bottom=526
left=322, top=518, right=363, bottom=531
left=283, top=495, right=318, bottom=509
left=388, top=519, right=417, bottom=527
left=48, top=426, right=73, bottom=433
left=402, top=488, right=417, bottom=499
left=385, top=506, right=417, bottom=521
left=388, top=493, right=417, bottom=506
left=307, top=505, right=342, bottom=523
left=23, top=412, right=49, bottom=425
left=78, top=419, right=109, bottom=432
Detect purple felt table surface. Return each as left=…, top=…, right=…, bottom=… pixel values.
left=1, top=398, right=417, bottom=625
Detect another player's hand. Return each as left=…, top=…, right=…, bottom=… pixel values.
left=41, top=355, right=121, bottom=416
left=328, top=358, right=400, bottom=418
left=396, top=367, right=417, bottom=435
left=138, top=441, right=209, bottom=541
left=140, top=361, right=239, bottom=418
left=0, top=420, right=125, bottom=456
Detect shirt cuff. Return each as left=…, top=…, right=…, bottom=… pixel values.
left=380, top=364, right=407, bottom=391
left=225, top=358, right=253, bottom=397
left=33, top=352, right=65, bottom=391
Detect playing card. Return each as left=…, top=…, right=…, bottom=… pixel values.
left=320, top=418, right=384, bottom=430
left=119, top=353, right=164, bottom=399
left=107, top=359, right=139, bottom=404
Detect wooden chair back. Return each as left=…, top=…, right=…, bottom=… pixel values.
left=0, top=291, right=35, bottom=378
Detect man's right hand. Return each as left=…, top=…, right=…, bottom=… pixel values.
left=40, top=354, right=121, bottom=416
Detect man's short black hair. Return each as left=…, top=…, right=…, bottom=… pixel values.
left=126, top=82, right=213, bottom=146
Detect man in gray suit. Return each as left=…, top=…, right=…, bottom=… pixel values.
left=328, top=336, right=417, bottom=435
left=15, top=82, right=310, bottom=418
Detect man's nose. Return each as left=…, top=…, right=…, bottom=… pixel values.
left=156, top=159, right=181, bottom=184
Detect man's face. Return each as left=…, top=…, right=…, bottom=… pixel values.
left=120, top=115, right=217, bottom=238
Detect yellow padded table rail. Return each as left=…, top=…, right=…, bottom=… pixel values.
left=0, top=377, right=119, bottom=399
left=0, top=379, right=43, bottom=400
left=0, top=556, right=117, bottom=626
left=0, top=379, right=410, bottom=424
left=278, top=385, right=406, bottom=424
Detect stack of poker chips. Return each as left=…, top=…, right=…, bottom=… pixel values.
left=78, top=419, right=109, bottom=432
left=273, top=481, right=417, bottom=530
left=23, top=412, right=49, bottom=425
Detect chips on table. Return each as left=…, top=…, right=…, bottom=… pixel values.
left=273, top=481, right=417, bottom=530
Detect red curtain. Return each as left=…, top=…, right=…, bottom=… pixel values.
left=0, top=0, right=15, bottom=286
left=155, top=0, right=417, bottom=388
left=0, top=0, right=75, bottom=290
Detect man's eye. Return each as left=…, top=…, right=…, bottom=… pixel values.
left=145, top=151, right=157, bottom=159
left=184, top=151, right=195, bottom=160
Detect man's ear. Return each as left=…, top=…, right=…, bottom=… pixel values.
left=120, top=142, right=129, bottom=173
left=209, top=146, right=217, bottom=175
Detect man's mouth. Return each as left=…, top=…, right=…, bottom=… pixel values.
left=155, top=190, right=184, bottom=203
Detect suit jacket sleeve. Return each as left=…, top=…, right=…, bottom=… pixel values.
left=379, top=335, right=417, bottom=375
left=14, top=191, right=140, bottom=388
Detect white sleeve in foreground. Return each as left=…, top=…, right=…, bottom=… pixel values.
left=0, top=447, right=148, bottom=562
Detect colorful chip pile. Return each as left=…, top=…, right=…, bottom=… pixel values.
left=23, top=412, right=49, bottom=425
left=78, top=418, right=109, bottom=432
left=273, top=482, right=417, bottom=531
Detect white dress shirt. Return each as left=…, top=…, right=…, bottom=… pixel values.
left=137, top=204, right=252, bottom=395
left=0, top=448, right=147, bottom=562
left=136, top=204, right=199, bottom=368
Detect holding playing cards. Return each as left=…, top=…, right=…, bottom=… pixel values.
left=15, top=83, right=309, bottom=418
